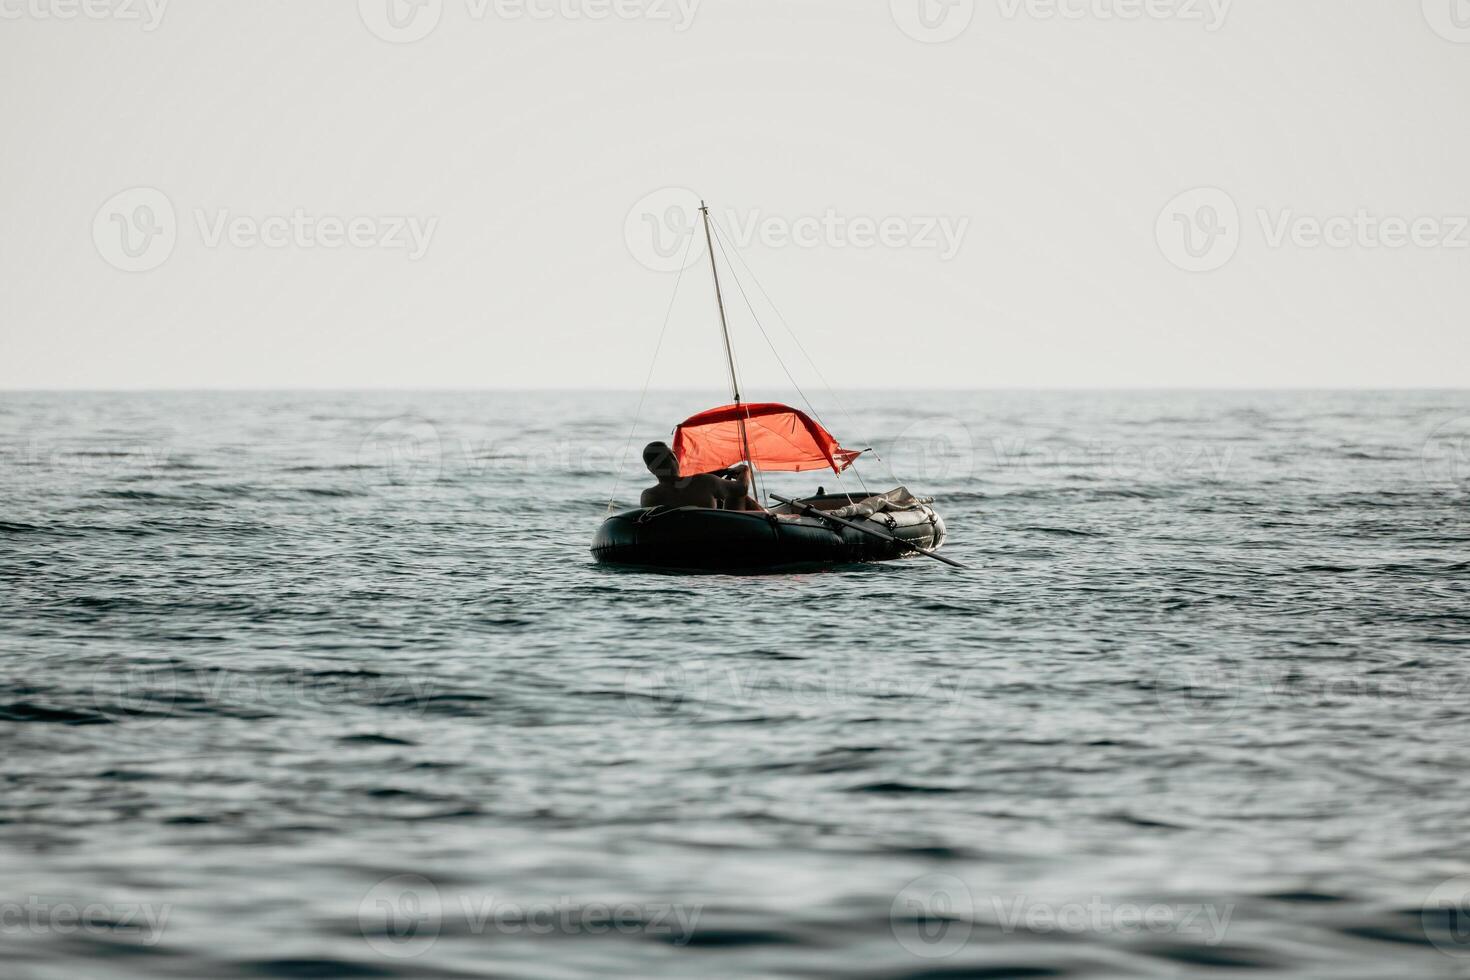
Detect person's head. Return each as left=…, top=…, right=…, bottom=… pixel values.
left=643, top=441, right=679, bottom=480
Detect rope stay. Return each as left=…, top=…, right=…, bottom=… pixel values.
left=605, top=228, right=697, bottom=514
left=708, top=223, right=826, bottom=433
left=707, top=215, right=900, bottom=494
left=706, top=221, right=865, bottom=498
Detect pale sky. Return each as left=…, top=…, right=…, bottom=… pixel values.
left=2, top=1, right=1468, bottom=389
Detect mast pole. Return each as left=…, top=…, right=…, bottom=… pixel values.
left=701, top=201, right=741, bottom=404
left=700, top=201, right=757, bottom=497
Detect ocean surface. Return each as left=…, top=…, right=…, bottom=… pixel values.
left=2, top=389, right=1469, bottom=979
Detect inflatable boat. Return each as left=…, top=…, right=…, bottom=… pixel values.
left=593, top=491, right=947, bottom=572
left=592, top=199, right=958, bottom=574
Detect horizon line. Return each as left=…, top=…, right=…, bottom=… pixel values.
left=1, top=385, right=1467, bottom=394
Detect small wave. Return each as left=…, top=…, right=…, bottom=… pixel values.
left=338, top=733, right=416, bottom=746
left=283, top=464, right=376, bottom=473
left=848, top=782, right=961, bottom=795
left=237, top=957, right=403, bottom=978
left=1023, top=526, right=1106, bottom=538
left=0, top=520, right=43, bottom=533
left=299, top=487, right=367, bottom=498
left=95, top=489, right=188, bottom=501
left=1262, top=890, right=1348, bottom=904
left=0, top=701, right=111, bottom=725
left=1135, top=940, right=1282, bottom=969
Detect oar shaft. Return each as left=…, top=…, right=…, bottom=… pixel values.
left=769, top=494, right=966, bottom=570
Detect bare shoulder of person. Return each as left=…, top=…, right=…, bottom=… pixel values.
left=700, top=473, right=742, bottom=500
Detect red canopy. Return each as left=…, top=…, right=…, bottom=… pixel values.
left=673, top=403, right=862, bottom=475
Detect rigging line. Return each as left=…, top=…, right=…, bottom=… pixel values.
left=709, top=213, right=855, bottom=426
left=707, top=222, right=826, bottom=430
left=708, top=212, right=900, bottom=487
left=708, top=221, right=870, bottom=498
left=707, top=224, right=814, bottom=506
left=708, top=221, right=873, bottom=496
left=605, top=229, right=698, bottom=515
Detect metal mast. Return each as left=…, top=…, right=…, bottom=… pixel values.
left=699, top=201, right=756, bottom=491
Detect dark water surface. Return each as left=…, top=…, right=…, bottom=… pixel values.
left=3, top=390, right=1469, bottom=979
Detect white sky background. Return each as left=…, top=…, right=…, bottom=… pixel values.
left=1, top=0, right=1467, bottom=390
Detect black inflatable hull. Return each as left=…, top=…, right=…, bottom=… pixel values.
left=591, top=497, right=947, bottom=572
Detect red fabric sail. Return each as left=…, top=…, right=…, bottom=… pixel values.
left=673, top=403, right=862, bottom=475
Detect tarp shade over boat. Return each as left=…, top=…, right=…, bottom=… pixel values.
left=673, top=403, right=862, bottom=475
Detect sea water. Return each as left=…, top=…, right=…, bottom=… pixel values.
left=2, top=389, right=1468, bottom=977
